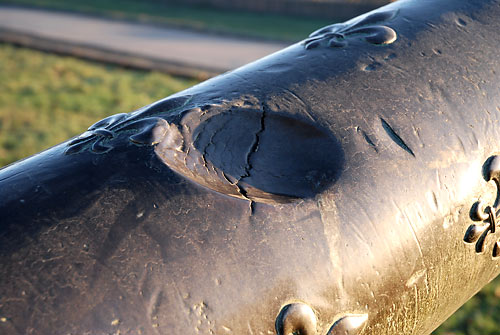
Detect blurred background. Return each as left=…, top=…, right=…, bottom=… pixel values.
left=0, top=1, right=498, bottom=334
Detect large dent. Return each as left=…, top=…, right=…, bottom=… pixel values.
left=154, top=96, right=345, bottom=204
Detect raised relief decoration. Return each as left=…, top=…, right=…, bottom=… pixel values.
left=65, top=96, right=191, bottom=155
left=327, top=314, right=368, bottom=335
left=464, top=155, right=500, bottom=257
left=304, top=10, right=397, bottom=50
left=275, top=303, right=317, bottom=335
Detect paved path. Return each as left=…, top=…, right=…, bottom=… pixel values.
left=0, top=6, right=288, bottom=78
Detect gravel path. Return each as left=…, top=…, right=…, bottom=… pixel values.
left=0, top=6, right=288, bottom=78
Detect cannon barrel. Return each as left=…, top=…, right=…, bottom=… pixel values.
left=2, top=0, right=500, bottom=334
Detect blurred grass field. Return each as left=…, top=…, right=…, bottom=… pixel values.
left=0, top=43, right=499, bottom=334
left=0, top=44, right=196, bottom=166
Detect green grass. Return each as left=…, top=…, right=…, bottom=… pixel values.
left=0, top=43, right=499, bottom=334
left=433, top=279, right=500, bottom=335
left=0, top=44, right=197, bottom=166
left=0, top=0, right=333, bottom=42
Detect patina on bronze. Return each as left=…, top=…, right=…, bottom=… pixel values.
left=1, top=0, right=500, bottom=334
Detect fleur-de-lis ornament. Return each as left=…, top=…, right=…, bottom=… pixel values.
left=464, top=155, right=500, bottom=257
left=304, top=10, right=398, bottom=50
left=65, top=96, right=191, bottom=155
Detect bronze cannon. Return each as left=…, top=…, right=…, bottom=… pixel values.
left=1, top=0, right=500, bottom=334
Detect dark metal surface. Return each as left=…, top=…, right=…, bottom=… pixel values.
left=1, top=0, right=500, bottom=334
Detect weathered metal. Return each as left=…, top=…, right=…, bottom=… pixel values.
left=1, top=0, right=500, bottom=334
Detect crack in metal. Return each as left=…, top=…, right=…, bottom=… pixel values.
left=241, top=103, right=267, bottom=180
left=234, top=103, right=268, bottom=206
